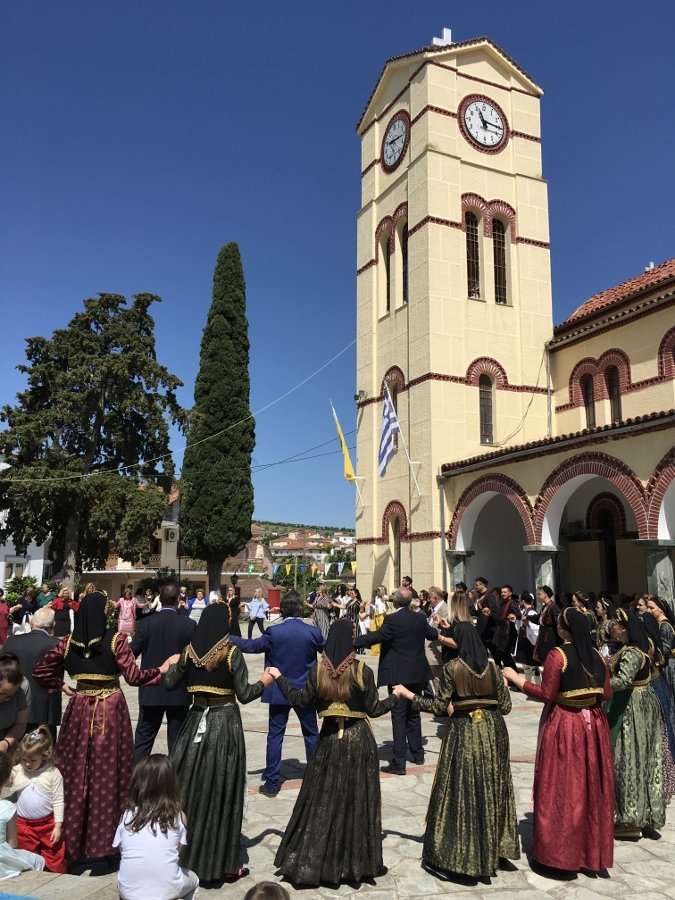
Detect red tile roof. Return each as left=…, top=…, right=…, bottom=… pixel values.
left=440, top=409, right=675, bottom=475
left=557, top=258, right=675, bottom=330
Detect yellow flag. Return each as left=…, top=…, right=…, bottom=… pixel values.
left=311, top=564, right=317, bottom=575
left=331, top=402, right=355, bottom=482
left=285, top=564, right=292, bottom=575
left=351, top=561, right=357, bottom=573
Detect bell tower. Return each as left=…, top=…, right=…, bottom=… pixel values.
left=354, top=32, right=553, bottom=593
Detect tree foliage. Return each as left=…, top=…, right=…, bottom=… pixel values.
left=0, top=293, right=185, bottom=584
left=180, top=243, right=255, bottom=591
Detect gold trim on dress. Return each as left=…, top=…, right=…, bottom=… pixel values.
left=356, top=660, right=365, bottom=691
left=455, top=658, right=490, bottom=679
left=452, top=699, right=498, bottom=709
left=187, top=685, right=235, bottom=696
left=318, top=701, right=366, bottom=720
left=186, top=636, right=230, bottom=668
left=554, top=646, right=568, bottom=672
left=73, top=674, right=121, bottom=683
left=556, top=687, right=603, bottom=698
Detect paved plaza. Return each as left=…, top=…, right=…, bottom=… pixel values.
left=6, top=651, right=675, bottom=900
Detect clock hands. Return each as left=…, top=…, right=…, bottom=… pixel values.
left=477, top=109, right=502, bottom=133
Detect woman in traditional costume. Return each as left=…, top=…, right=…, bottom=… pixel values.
left=32, top=591, right=170, bottom=864
left=312, top=587, right=332, bottom=640
left=165, top=601, right=271, bottom=883
left=267, top=618, right=396, bottom=887
left=396, top=622, right=520, bottom=880
left=605, top=608, right=665, bottom=838
left=647, top=596, right=675, bottom=700
left=640, top=611, right=675, bottom=799
left=504, top=607, right=613, bottom=871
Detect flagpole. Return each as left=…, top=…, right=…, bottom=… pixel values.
left=384, top=385, right=421, bottom=497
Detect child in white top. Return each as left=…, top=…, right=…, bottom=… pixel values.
left=10, top=725, right=66, bottom=872
left=113, top=754, right=199, bottom=900
left=0, top=749, right=45, bottom=879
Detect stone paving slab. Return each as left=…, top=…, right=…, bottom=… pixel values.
left=5, top=652, right=675, bottom=898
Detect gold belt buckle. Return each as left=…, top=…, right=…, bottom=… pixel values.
left=469, top=708, right=483, bottom=724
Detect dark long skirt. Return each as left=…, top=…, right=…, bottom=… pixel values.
left=55, top=691, right=134, bottom=859
left=171, top=703, right=246, bottom=880
left=424, top=709, right=520, bottom=877
left=274, top=716, right=383, bottom=886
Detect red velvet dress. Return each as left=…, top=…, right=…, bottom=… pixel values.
left=523, top=645, right=614, bottom=872
left=33, top=633, right=161, bottom=860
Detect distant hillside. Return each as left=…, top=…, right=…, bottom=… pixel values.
left=253, top=520, right=354, bottom=535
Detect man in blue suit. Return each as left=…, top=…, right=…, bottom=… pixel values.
left=230, top=589, right=325, bottom=796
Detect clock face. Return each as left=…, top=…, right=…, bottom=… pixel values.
left=460, top=95, right=509, bottom=152
left=381, top=111, right=410, bottom=172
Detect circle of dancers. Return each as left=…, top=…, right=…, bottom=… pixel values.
left=0, top=577, right=673, bottom=895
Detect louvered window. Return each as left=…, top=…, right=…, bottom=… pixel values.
left=479, top=375, right=493, bottom=444
left=605, top=367, right=621, bottom=423
left=493, top=220, right=507, bottom=304
left=466, top=212, right=480, bottom=298
left=581, top=375, right=595, bottom=428
left=401, top=223, right=409, bottom=304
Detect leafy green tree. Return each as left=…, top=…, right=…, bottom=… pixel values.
left=0, top=294, right=185, bottom=587
left=180, top=243, right=255, bottom=592
left=2, top=575, right=39, bottom=605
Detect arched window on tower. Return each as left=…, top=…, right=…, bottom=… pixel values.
left=465, top=212, right=480, bottom=299
left=401, top=223, right=409, bottom=304
left=605, top=366, right=622, bottom=423
left=479, top=374, right=494, bottom=444
left=390, top=515, right=401, bottom=588
left=581, top=374, right=595, bottom=428
left=384, top=240, right=392, bottom=313
left=493, top=219, right=507, bottom=304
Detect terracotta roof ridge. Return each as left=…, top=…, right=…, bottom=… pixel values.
left=557, top=257, right=675, bottom=330
left=440, top=408, right=675, bottom=472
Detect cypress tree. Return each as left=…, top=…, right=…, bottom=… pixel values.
left=180, top=243, right=255, bottom=592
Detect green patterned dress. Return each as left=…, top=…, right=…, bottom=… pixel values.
left=413, top=659, right=520, bottom=877
left=605, top=643, right=665, bottom=829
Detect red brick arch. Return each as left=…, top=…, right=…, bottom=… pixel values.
left=447, top=474, right=535, bottom=549
left=568, top=357, right=599, bottom=407
left=380, top=365, right=406, bottom=398
left=597, top=349, right=631, bottom=398
left=486, top=199, right=517, bottom=241
left=466, top=357, right=508, bottom=388
left=646, top=447, right=675, bottom=539
left=375, top=215, right=395, bottom=254
left=382, top=500, right=408, bottom=542
left=658, top=326, right=675, bottom=378
left=534, top=452, right=648, bottom=543
left=393, top=202, right=408, bottom=227
left=586, top=492, right=627, bottom=536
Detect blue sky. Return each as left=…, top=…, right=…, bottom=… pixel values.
left=2, top=2, right=673, bottom=528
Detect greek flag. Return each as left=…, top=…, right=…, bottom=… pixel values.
left=378, top=385, right=400, bottom=476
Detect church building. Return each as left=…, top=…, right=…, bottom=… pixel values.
left=354, top=32, right=675, bottom=601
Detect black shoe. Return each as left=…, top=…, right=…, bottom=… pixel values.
left=412, top=755, right=425, bottom=765
left=381, top=764, right=405, bottom=775
left=259, top=783, right=279, bottom=797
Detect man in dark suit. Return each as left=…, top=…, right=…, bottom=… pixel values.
left=131, top=581, right=196, bottom=760
left=354, top=587, right=438, bottom=774
left=4, top=607, right=61, bottom=740
left=230, top=589, right=325, bottom=797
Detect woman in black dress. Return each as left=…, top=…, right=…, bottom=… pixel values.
left=267, top=618, right=395, bottom=887
left=165, top=602, right=273, bottom=882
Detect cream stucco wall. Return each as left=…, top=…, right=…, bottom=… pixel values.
left=356, top=41, right=554, bottom=594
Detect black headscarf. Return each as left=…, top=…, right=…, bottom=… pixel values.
left=322, top=618, right=355, bottom=678
left=187, top=601, right=230, bottom=666
left=641, top=611, right=664, bottom=663
left=651, top=596, right=675, bottom=627
left=70, top=591, right=109, bottom=658
left=615, top=607, right=650, bottom=653
left=454, top=622, right=488, bottom=674
left=561, top=607, right=605, bottom=685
